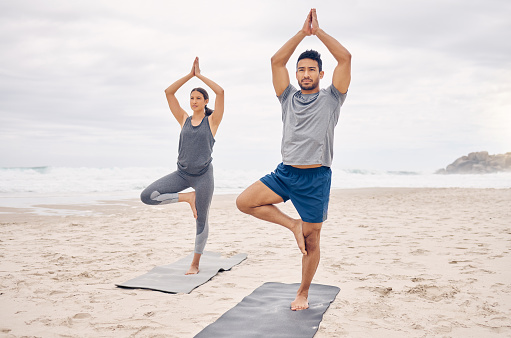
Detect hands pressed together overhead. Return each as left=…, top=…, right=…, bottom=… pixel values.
left=191, top=56, right=201, bottom=77
left=302, top=8, right=320, bottom=36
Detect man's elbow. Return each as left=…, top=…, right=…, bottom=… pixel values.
left=270, top=55, right=277, bottom=66
left=271, top=54, right=285, bottom=67
left=340, top=50, right=351, bottom=62
left=344, top=51, right=352, bottom=62
left=337, top=51, right=351, bottom=66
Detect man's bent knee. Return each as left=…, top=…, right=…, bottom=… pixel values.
left=236, top=180, right=284, bottom=214
left=236, top=192, right=252, bottom=214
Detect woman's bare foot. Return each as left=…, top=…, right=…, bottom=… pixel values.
left=185, top=253, right=201, bottom=275
left=180, top=192, right=197, bottom=219
left=291, top=294, right=309, bottom=311
left=290, top=219, right=307, bottom=255
left=185, top=264, right=199, bottom=275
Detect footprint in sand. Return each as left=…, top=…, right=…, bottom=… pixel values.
left=73, top=313, right=92, bottom=319
left=406, top=284, right=459, bottom=301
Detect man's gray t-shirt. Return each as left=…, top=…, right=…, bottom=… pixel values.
left=278, top=84, right=347, bottom=167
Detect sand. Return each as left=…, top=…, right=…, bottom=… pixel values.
left=1, top=188, right=510, bottom=337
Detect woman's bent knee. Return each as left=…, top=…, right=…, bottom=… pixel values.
left=140, top=190, right=157, bottom=205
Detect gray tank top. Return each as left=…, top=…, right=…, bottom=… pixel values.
left=177, top=116, right=215, bottom=175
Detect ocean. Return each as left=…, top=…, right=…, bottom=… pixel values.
left=1, top=166, right=510, bottom=215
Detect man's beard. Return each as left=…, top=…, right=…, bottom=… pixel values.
left=299, top=79, right=319, bottom=91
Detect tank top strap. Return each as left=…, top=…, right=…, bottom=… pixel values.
left=185, top=115, right=209, bottom=129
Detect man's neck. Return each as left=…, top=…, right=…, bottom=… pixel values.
left=300, top=88, right=320, bottom=95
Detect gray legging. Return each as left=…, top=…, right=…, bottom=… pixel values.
left=140, top=165, right=214, bottom=254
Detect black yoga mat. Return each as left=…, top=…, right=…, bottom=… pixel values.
left=194, top=282, right=340, bottom=337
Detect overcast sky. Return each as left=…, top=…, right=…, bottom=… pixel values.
left=1, top=0, right=510, bottom=172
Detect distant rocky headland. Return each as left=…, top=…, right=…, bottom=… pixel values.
left=436, top=151, right=511, bottom=174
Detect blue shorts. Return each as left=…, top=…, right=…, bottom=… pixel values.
left=260, top=163, right=332, bottom=223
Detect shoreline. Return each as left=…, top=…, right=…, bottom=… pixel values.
left=1, top=187, right=510, bottom=219
left=1, top=187, right=510, bottom=337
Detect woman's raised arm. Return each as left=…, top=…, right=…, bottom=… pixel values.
left=194, top=58, right=224, bottom=137
left=164, top=61, right=195, bottom=127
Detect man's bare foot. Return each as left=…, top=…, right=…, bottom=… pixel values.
left=291, top=219, right=307, bottom=255
left=291, top=294, right=309, bottom=311
left=185, top=264, right=199, bottom=275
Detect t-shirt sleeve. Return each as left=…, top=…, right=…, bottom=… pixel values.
left=328, top=84, right=347, bottom=106
left=278, top=84, right=295, bottom=104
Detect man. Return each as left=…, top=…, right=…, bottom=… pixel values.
left=236, top=8, right=351, bottom=310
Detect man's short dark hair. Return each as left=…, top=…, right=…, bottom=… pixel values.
left=297, top=50, right=322, bottom=72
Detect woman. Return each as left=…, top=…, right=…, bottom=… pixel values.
left=141, top=57, right=224, bottom=275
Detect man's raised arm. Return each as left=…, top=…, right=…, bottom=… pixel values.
left=271, top=10, right=314, bottom=97
left=311, top=9, right=351, bottom=94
